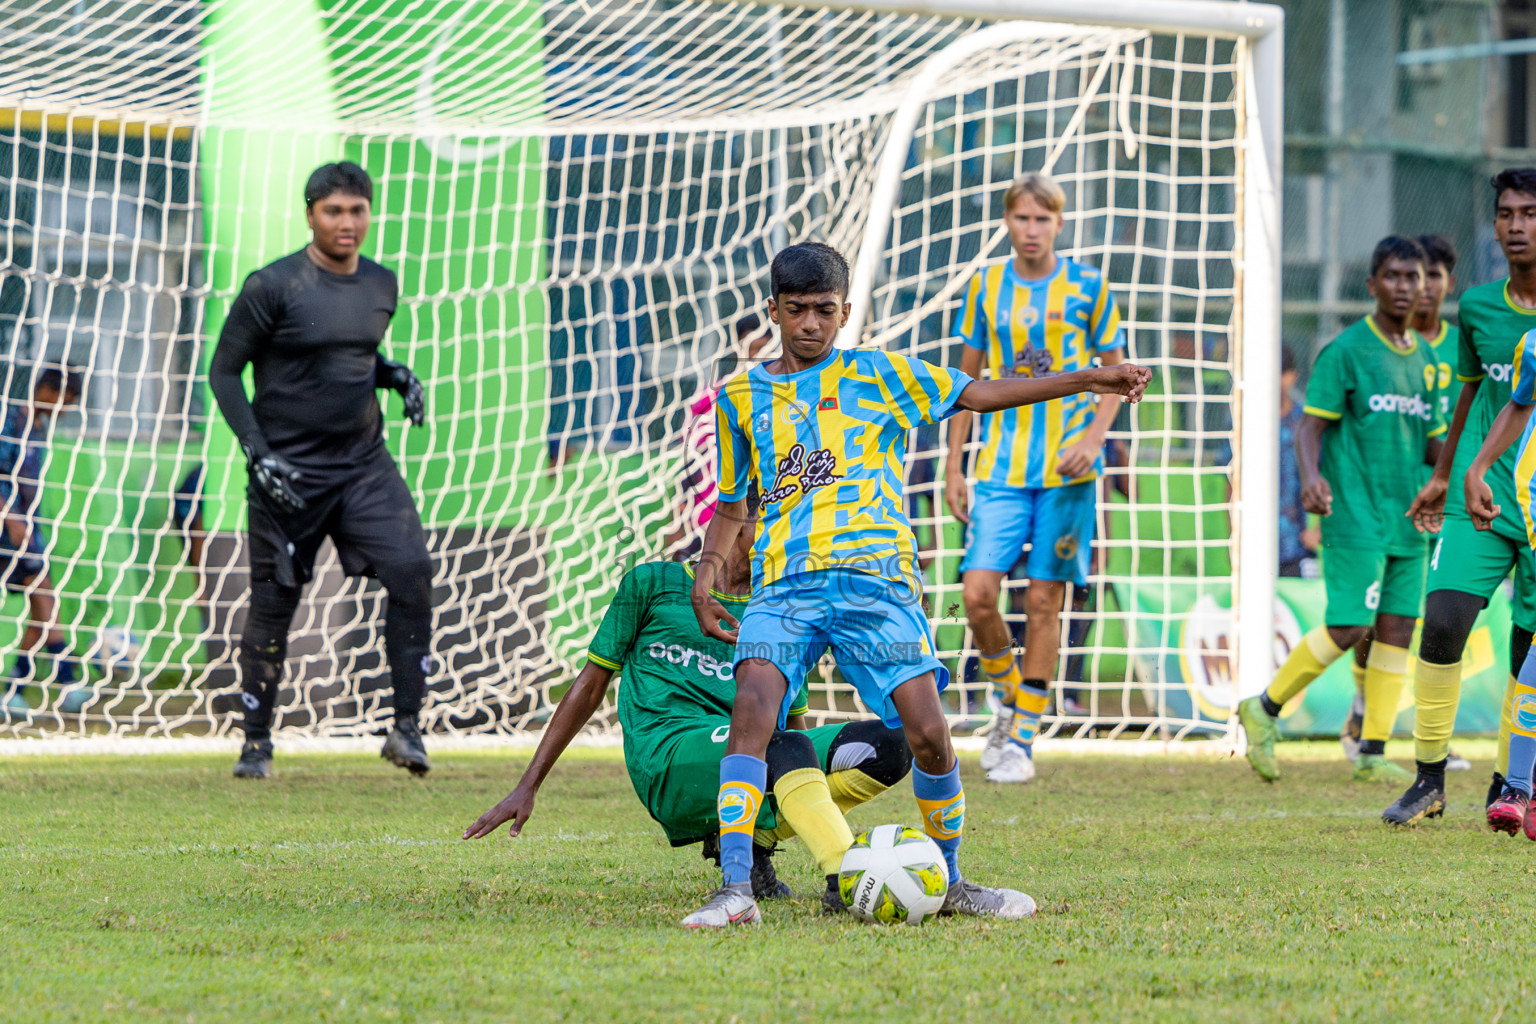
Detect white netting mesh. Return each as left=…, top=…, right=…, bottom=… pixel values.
left=0, top=0, right=1249, bottom=741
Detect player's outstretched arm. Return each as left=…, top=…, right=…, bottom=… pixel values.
left=1056, top=347, right=1129, bottom=480
left=1295, top=414, right=1333, bottom=517
left=1465, top=399, right=1535, bottom=531
left=461, top=661, right=615, bottom=840
left=689, top=496, right=749, bottom=643
left=375, top=354, right=426, bottom=427
left=1408, top=378, right=1479, bottom=534
left=955, top=363, right=1151, bottom=414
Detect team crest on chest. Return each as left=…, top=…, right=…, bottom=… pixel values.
left=1013, top=305, right=1040, bottom=330
left=782, top=400, right=812, bottom=425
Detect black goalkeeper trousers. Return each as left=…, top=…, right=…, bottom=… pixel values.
left=238, top=453, right=434, bottom=739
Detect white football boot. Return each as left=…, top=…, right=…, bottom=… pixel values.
left=979, top=698, right=1015, bottom=772
left=941, top=878, right=1037, bottom=919
left=985, top=742, right=1036, bottom=784
left=680, top=883, right=761, bottom=928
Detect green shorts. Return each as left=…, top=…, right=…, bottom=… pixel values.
left=1427, top=513, right=1536, bottom=632
left=1321, top=546, right=1428, bottom=627
left=642, top=720, right=847, bottom=846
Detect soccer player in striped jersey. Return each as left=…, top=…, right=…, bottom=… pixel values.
left=464, top=480, right=914, bottom=907
left=943, top=172, right=1127, bottom=784
left=1340, top=234, right=1464, bottom=768
left=1464, top=328, right=1536, bottom=836
left=1238, top=236, right=1444, bottom=784
left=684, top=242, right=1150, bottom=928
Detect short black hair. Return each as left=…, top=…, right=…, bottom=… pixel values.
left=305, top=161, right=373, bottom=209
left=1281, top=346, right=1295, bottom=375
left=734, top=312, right=763, bottom=339
left=770, top=242, right=850, bottom=300
left=1492, top=168, right=1536, bottom=209
left=1416, top=233, right=1458, bottom=273
left=35, top=365, right=83, bottom=398
left=1369, top=235, right=1426, bottom=277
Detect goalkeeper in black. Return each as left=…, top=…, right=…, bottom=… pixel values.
left=210, top=161, right=433, bottom=780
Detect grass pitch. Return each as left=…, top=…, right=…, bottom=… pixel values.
left=2, top=741, right=1529, bottom=1023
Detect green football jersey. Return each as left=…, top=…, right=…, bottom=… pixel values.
left=1303, top=315, right=1446, bottom=555
left=1426, top=319, right=1459, bottom=419
left=586, top=561, right=806, bottom=803
left=1448, top=280, right=1536, bottom=523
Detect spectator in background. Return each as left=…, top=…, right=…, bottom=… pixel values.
left=666, top=313, right=773, bottom=559
left=1277, top=346, right=1318, bottom=576
left=0, top=365, right=85, bottom=719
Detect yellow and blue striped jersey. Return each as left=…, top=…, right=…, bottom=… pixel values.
left=952, top=256, right=1124, bottom=488
left=716, top=347, right=973, bottom=592
left=1509, top=329, right=1536, bottom=551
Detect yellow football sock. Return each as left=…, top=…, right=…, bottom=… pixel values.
left=1412, top=659, right=1463, bottom=764
left=979, top=648, right=1021, bottom=707
left=1498, top=672, right=1518, bottom=776
left=1360, top=642, right=1408, bottom=743
left=774, top=767, right=854, bottom=875
left=1351, top=661, right=1366, bottom=697
left=827, top=768, right=890, bottom=816
left=1265, top=626, right=1345, bottom=706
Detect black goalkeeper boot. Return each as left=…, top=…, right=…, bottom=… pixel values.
left=1382, top=764, right=1447, bottom=827
left=381, top=717, right=430, bottom=776
left=750, top=843, right=792, bottom=900
left=233, top=738, right=273, bottom=780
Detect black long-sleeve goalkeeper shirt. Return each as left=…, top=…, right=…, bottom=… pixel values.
left=210, top=249, right=400, bottom=480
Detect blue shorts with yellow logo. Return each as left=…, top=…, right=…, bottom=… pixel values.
left=735, top=569, right=948, bottom=728
left=958, top=479, right=1096, bottom=584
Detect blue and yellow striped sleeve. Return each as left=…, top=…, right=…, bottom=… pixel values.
left=873, top=351, right=976, bottom=428
left=1512, top=329, right=1536, bottom=406
left=952, top=271, right=988, bottom=350
left=714, top=384, right=753, bottom=502
left=1088, top=275, right=1125, bottom=352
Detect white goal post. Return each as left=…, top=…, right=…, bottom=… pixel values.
left=0, top=0, right=1282, bottom=748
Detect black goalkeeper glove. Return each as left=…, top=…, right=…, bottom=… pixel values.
left=242, top=443, right=307, bottom=513
left=377, top=356, right=425, bottom=427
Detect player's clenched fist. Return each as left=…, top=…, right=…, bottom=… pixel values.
left=1088, top=363, right=1152, bottom=402
left=1300, top=476, right=1332, bottom=517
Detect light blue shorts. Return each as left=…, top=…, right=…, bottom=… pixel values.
left=734, top=570, right=948, bottom=728
left=957, top=479, right=1096, bottom=584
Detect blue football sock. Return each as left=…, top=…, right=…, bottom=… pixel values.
left=717, top=753, right=767, bottom=888
left=10, top=653, right=33, bottom=680
left=1506, top=650, right=1536, bottom=796
left=1007, top=681, right=1049, bottom=752
left=913, top=762, right=965, bottom=884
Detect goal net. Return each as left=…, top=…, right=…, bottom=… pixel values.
left=0, top=0, right=1279, bottom=743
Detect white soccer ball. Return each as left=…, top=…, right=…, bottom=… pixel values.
left=98, top=626, right=140, bottom=678
left=838, top=824, right=951, bottom=925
